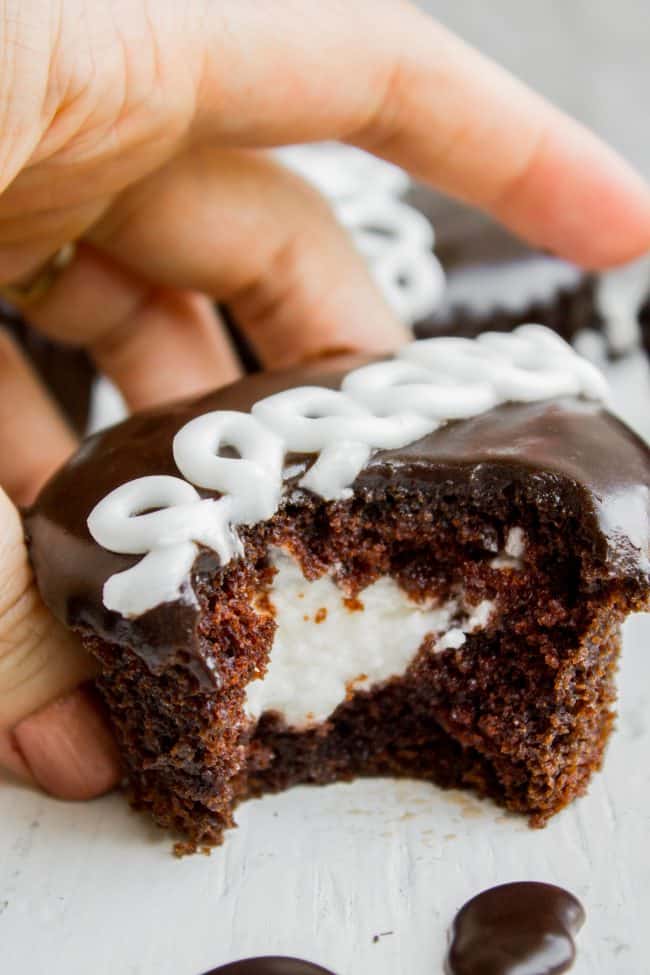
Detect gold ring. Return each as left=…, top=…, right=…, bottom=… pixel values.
left=0, top=243, right=77, bottom=307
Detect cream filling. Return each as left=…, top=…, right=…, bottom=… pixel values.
left=489, top=527, right=526, bottom=570
left=244, top=549, right=494, bottom=729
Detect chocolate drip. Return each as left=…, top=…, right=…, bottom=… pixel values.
left=446, top=882, right=585, bottom=975
left=201, top=959, right=335, bottom=975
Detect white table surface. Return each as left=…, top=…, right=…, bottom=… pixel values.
left=2, top=325, right=650, bottom=975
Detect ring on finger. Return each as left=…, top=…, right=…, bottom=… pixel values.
left=0, top=243, right=77, bottom=307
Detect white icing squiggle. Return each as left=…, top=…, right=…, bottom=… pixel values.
left=88, top=326, right=609, bottom=617
left=87, top=476, right=232, bottom=616
left=275, top=142, right=445, bottom=323
left=251, top=385, right=434, bottom=500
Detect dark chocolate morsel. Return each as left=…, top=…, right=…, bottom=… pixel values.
left=446, top=882, right=585, bottom=975
left=201, top=959, right=336, bottom=975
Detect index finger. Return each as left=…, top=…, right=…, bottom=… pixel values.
left=190, top=0, right=650, bottom=269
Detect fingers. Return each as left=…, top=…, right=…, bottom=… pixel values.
left=190, top=0, right=650, bottom=268
left=21, top=245, right=242, bottom=410
left=0, top=330, right=76, bottom=505
left=3, top=0, right=648, bottom=298
left=88, top=148, right=407, bottom=368
left=12, top=686, right=121, bottom=801
left=0, top=345, right=120, bottom=798
left=0, top=487, right=121, bottom=798
left=0, top=489, right=93, bottom=729
left=92, top=289, right=241, bottom=411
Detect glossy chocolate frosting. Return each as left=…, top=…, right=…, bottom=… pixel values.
left=201, top=959, right=335, bottom=975
left=445, top=882, right=585, bottom=975
left=26, top=357, right=650, bottom=684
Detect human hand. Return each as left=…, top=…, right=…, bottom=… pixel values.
left=1, top=0, right=649, bottom=800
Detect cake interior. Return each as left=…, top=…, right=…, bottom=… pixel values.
left=85, top=483, right=646, bottom=849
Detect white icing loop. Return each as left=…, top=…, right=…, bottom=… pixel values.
left=274, top=141, right=445, bottom=324
left=252, top=387, right=368, bottom=451
left=253, top=386, right=434, bottom=453
left=342, top=360, right=497, bottom=420
left=88, top=327, right=611, bottom=618
left=336, top=193, right=445, bottom=322
left=88, top=476, right=203, bottom=554
left=88, top=475, right=235, bottom=559
left=495, top=324, right=610, bottom=400
left=87, top=476, right=238, bottom=615
left=173, top=410, right=284, bottom=523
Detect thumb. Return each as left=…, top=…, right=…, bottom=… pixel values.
left=0, top=487, right=121, bottom=798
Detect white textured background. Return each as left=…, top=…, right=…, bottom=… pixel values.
left=420, top=0, right=650, bottom=179
left=2, top=4, right=650, bottom=974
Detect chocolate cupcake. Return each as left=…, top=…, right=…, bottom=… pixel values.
left=26, top=326, right=650, bottom=848
left=406, top=186, right=601, bottom=344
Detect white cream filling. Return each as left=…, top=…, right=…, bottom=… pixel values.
left=244, top=549, right=494, bottom=729
left=490, top=526, right=526, bottom=570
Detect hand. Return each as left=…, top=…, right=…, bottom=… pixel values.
left=1, top=0, right=649, bottom=800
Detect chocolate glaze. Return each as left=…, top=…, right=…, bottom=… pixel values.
left=26, top=357, right=650, bottom=684
left=446, top=882, right=585, bottom=975
left=201, top=960, right=335, bottom=975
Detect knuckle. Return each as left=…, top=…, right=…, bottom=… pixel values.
left=0, top=583, right=47, bottom=696
left=0, top=577, right=89, bottom=730
left=490, top=124, right=551, bottom=212
left=353, top=52, right=412, bottom=153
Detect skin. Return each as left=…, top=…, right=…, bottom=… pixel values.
left=0, top=0, right=649, bottom=800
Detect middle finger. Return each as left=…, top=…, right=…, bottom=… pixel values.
left=87, top=147, right=408, bottom=368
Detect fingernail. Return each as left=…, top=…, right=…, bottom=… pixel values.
left=13, top=686, right=122, bottom=800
